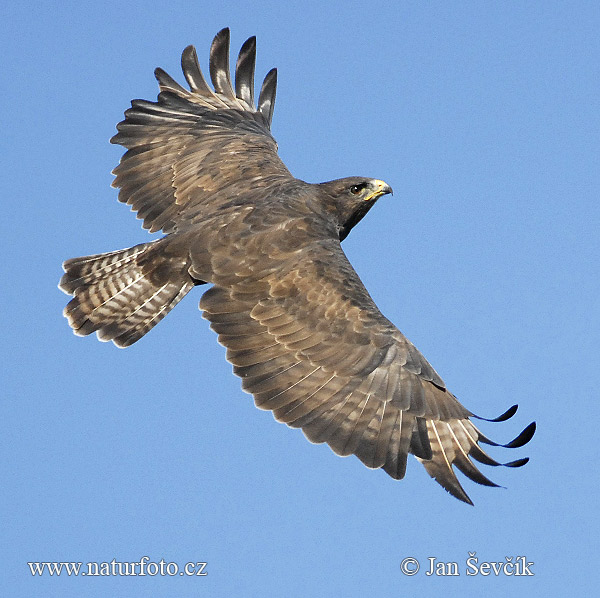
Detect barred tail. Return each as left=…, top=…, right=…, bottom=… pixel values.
left=59, top=238, right=195, bottom=347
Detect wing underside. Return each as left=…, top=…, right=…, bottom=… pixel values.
left=199, top=236, right=535, bottom=504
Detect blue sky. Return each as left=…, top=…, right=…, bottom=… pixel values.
left=2, top=1, right=599, bottom=596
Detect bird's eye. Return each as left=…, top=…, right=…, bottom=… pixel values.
left=350, top=184, right=363, bottom=195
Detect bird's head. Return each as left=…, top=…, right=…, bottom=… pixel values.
left=319, top=177, right=393, bottom=240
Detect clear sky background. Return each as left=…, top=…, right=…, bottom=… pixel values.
left=2, top=1, right=599, bottom=596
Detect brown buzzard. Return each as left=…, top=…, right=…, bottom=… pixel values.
left=60, top=28, right=535, bottom=504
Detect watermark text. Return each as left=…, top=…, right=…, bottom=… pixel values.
left=400, top=552, right=534, bottom=577
left=27, top=556, right=208, bottom=577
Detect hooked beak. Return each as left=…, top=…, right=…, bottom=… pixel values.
left=365, top=179, right=393, bottom=201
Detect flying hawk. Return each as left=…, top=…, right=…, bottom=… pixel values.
left=60, top=28, right=535, bottom=504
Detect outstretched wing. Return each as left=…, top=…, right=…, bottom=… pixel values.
left=111, top=28, right=293, bottom=234
left=200, top=235, right=535, bottom=505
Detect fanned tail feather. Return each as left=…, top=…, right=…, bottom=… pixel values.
left=59, top=239, right=194, bottom=347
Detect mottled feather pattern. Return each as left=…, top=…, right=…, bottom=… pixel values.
left=60, top=237, right=195, bottom=347
left=111, top=28, right=290, bottom=234
left=199, top=225, right=530, bottom=504
left=60, top=28, right=535, bottom=504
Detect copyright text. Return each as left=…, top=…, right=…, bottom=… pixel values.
left=400, top=552, right=534, bottom=577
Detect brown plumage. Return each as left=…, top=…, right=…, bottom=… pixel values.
left=60, top=28, right=535, bottom=504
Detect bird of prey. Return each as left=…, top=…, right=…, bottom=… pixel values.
left=60, top=28, right=535, bottom=504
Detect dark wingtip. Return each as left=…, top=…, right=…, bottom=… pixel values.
left=454, top=457, right=502, bottom=489
left=240, top=35, right=256, bottom=54
left=479, top=421, right=536, bottom=449
left=473, top=404, right=518, bottom=423
left=210, top=27, right=235, bottom=99
left=181, top=44, right=196, bottom=63
left=258, top=67, right=277, bottom=126
left=451, top=485, right=474, bottom=506
left=181, top=45, right=212, bottom=95
left=431, top=471, right=474, bottom=506
left=154, top=66, right=188, bottom=95
left=504, top=421, right=536, bottom=448
left=504, top=457, right=530, bottom=468
left=235, top=35, right=257, bottom=108
left=211, top=28, right=230, bottom=58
